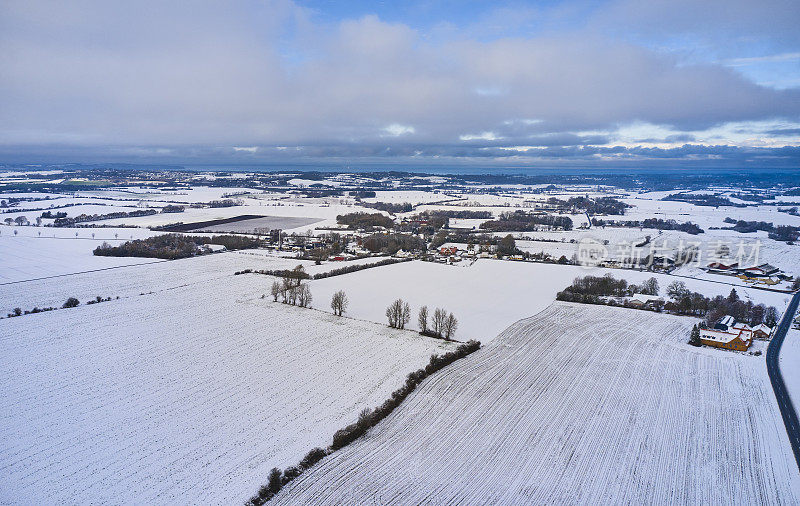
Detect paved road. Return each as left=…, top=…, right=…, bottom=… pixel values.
left=766, top=290, right=800, bottom=471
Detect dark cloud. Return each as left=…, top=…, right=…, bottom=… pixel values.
left=766, top=128, right=800, bottom=136
left=2, top=143, right=797, bottom=168
left=0, top=0, right=798, bottom=167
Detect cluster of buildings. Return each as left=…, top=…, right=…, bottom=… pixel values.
left=699, top=315, right=773, bottom=351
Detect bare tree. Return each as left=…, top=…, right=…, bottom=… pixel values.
left=418, top=305, right=429, bottom=333
left=400, top=301, right=410, bottom=329
left=297, top=283, right=313, bottom=308
left=443, top=313, right=458, bottom=340
left=288, top=285, right=300, bottom=306
left=432, top=308, right=448, bottom=337
left=641, top=277, right=659, bottom=296
left=271, top=280, right=281, bottom=302
left=281, top=277, right=293, bottom=303
left=386, top=299, right=410, bottom=328
left=331, top=290, right=348, bottom=316
left=765, top=306, right=779, bottom=327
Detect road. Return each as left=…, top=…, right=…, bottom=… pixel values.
left=766, top=289, right=800, bottom=471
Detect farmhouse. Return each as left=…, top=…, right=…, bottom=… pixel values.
left=700, top=315, right=753, bottom=351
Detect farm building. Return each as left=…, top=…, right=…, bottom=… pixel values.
left=706, top=261, right=738, bottom=274
left=700, top=315, right=753, bottom=351
left=628, top=294, right=665, bottom=308
left=752, top=323, right=773, bottom=340
left=742, top=263, right=779, bottom=277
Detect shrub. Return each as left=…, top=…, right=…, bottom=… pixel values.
left=281, top=466, right=302, bottom=484
left=62, top=297, right=79, bottom=308
left=299, top=448, right=328, bottom=470
left=267, top=468, right=283, bottom=494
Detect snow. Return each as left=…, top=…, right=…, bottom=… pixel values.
left=0, top=249, right=380, bottom=313
left=781, top=328, right=800, bottom=408
left=307, top=259, right=790, bottom=343
left=362, top=190, right=450, bottom=205
left=501, top=226, right=800, bottom=277
left=98, top=199, right=360, bottom=230
left=275, top=303, right=800, bottom=505
left=0, top=227, right=162, bottom=283
left=0, top=274, right=454, bottom=505
left=623, top=192, right=800, bottom=229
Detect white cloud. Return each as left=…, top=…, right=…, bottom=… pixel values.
left=460, top=131, right=500, bottom=141
left=382, top=124, right=416, bottom=137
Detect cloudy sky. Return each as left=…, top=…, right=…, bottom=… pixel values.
left=1, top=0, right=799, bottom=168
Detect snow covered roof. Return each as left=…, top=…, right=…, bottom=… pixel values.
left=630, top=294, right=664, bottom=304
left=752, top=323, right=773, bottom=335
left=719, top=315, right=735, bottom=328
left=699, top=328, right=749, bottom=344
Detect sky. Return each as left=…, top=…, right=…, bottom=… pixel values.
left=1, top=0, right=799, bottom=169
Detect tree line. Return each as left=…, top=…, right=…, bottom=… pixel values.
left=479, top=211, right=573, bottom=232
left=53, top=208, right=157, bottom=227
left=723, top=217, right=799, bottom=242
left=557, top=273, right=779, bottom=327
left=547, top=196, right=629, bottom=215
left=94, top=233, right=262, bottom=259
left=336, top=212, right=394, bottom=230
left=591, top=217, right=704, bottom=235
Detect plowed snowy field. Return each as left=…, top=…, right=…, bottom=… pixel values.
left=274, top=302, right=800, bottom=504
left=0, top=274, right=454, bottom=504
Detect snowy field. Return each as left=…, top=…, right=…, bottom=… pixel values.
left=0, top=250, right=368, bottom=313
left=0, top=274, right=454, bottom=505
left=504, top=226, right=800, bottom=276
left=275, top=303, right=800, bottom=504
left=781, top=328, right=800, bottom=407
left=362, top=190, right=452, bottom=205
left=195, top=215, right=322, bottom=233
left=623, top=192, right=800, bottom=229
left=99, top=197, right=363, bottom=230
left=307, top=259, right=791, bottom=342
left=0, top=227, right=161, bottom=283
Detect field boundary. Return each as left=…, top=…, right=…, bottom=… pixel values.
left=0, top=259, right=167, bottom=286
left=246, top=339, right=482, bottom=505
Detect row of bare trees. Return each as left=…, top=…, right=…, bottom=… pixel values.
left=386, top=299, right=458, bottom=340
left=418, top=305, right=458, bottom=340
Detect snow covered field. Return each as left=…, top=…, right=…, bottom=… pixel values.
left=195, top=215, right=322, bottom=233
left=781, top=328, right=800, bottom=407
left=505, top=226, right=800, bottom=276
left=624, top=192, right=800, bottom=229
left=0, top=250, right=367, bottom=313
left=0, top=227, right=161, bottom=283
left=308, top=259, right=791, bottom=342
left=0, top=274, right=454, bottom=505
left=274, top=303, right=800, bottom=504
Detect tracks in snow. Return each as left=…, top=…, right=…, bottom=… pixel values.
left=275, top=302, right=800, bottom=505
